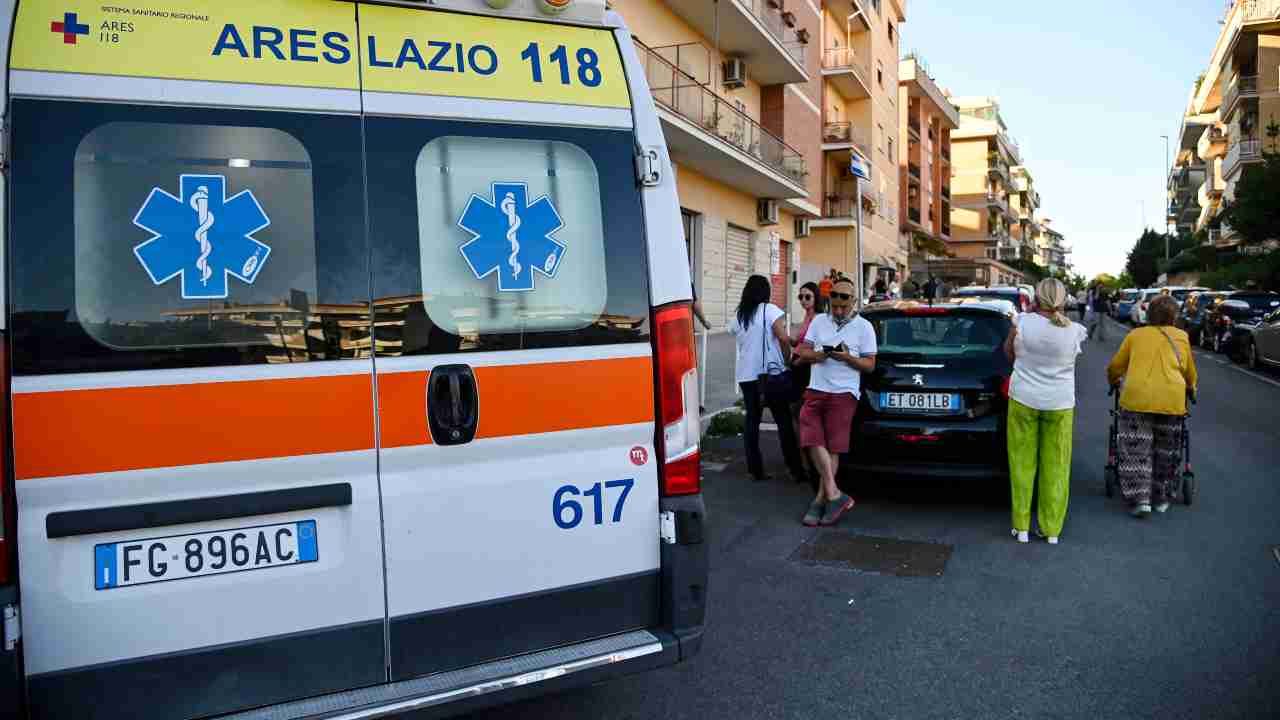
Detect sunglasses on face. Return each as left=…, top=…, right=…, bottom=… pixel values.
left=830, top=292, right=854, bottom=300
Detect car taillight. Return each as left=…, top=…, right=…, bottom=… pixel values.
left=0, top=335, right=12, bottom=585
left=1001, top=376, right=1011, bottom=398
left=652, top=303, right=700, bottom=496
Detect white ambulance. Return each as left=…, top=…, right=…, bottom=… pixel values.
left=0, top=1, right=707, bottom=717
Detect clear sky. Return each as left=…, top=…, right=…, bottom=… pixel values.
left=901, top=0, right=1228, bottom=281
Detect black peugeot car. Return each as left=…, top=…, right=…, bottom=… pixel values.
left=846, top=300, right=1014, bottom=478
left=1202, top=291, right=1280, bottom=357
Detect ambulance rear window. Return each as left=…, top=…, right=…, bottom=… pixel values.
left=365, top=117, right=650, bottom=355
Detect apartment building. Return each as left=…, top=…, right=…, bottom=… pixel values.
left=1008, top=165, right=1041, bottom=262
left=939, top=96, right=1026, bottom=286
left=808, top=0, right=907, bottom=300
left=897, top=53, right=959, bottom=279
left=1038, top=219, right=1070, bottom=274
left=1175, top=0, right=1280, bottom=252
left=621, top=0, right=819, bottom=328
left=1168, top=88, right=1210, bottom=236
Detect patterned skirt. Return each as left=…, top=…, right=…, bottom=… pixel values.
left=1117, top=409, right=1183, bottom=505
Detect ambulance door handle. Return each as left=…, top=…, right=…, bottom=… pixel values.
left=426, top=364, right=478, bottom=446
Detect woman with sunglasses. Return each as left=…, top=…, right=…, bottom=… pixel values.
left=787, top=282, right=824, bottom=486
left=731, top=275, right=808, bottom=484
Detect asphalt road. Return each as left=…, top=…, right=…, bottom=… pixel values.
left=460, top=316, right=1280, bottom=720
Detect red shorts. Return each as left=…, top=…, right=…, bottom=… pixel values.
left=799, top=389, right=857, bottom=453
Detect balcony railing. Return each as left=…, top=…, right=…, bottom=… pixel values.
left=824, top=194, right=858, bottom=218
left=1223, top=75, right=1259, bottom=115
left=1223, top=138, right=1264, bottom=178
left=908, top=116, right=921, bottom=136
left=822, top=46, right=871, bottom=91
left=822, top=121, right=871, bottom=156
left=908, top=163, right=921, bottom=181
left=637, top=39, right=806, bottom=185
left=1241, top=0, right=1280, bottom=22
left=739, top=0, right=806, bottom=65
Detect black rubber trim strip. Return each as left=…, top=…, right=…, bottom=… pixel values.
left=26, top=619, right=383, bottom=720
left=390, top=570, right=661, bottom=681
left=45, top=483, right=352, bottom=539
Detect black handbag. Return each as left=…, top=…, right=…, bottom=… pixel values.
left=757, top=306, right=793, bottom=405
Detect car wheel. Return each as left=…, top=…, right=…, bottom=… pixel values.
left=1213, top=332, right=1222, bottom=353
left=1247, top=339, right=1259, bottom=370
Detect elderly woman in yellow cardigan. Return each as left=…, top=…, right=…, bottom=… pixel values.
left=1106, top=295, right=1198, bottom=518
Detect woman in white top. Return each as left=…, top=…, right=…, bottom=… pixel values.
left=1002, top=278, right=1088, bottom=545
left=730, top=275, right=806, bottom=483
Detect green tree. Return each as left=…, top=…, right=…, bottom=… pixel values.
left=1218, top=148, right=1280, bottom=248
left=1125, top=230, right=1195, bottom=287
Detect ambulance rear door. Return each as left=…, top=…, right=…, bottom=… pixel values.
left=6, top=2, right=389, bottom=718
left=356, top=4, right=663, bottom=680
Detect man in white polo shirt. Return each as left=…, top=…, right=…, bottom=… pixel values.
left=793, top=277, right=877, bottom=527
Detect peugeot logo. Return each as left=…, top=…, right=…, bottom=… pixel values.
left=912, top=374, right=925, bottom=386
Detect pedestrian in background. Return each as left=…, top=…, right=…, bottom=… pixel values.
left=818, top=271, right=834, bottom=306
left=1089, top=289, right=1109, bottom=341
left=1106, top=295, right=1197, bottom=518
left=1003, top=278, right=1088, bottom=544
left=731, top=275, right=807, bottom=484
left=794, top=277, right=877, bottom=527
left=788, top=281, right=823, bottom=486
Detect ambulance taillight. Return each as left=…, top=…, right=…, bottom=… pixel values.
left=0, top=336, right=12, bottom=585
left=652, top=303, right=700, bottom=496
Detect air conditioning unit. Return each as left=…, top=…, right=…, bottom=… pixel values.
left=757, top=199, right=779, bottom=226
left=722, top=58, right=746, bottom=89
left=795, top=217, right=810, bottom=238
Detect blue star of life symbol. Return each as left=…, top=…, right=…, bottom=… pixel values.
left=132, top=174, right=271, bottom=300
left=457, top=182, right=566, bottom=292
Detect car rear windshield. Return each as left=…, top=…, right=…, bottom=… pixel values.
left=1230, top=294, right=1280, bottom=312
left=867, top=312, right=1010, bottom=357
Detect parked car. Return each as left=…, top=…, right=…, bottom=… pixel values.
left=1114, top=289, right=1141, bottom=321
left=1202, top=291, right=1280, bottom=357
left=1245, top=308, right=1280, bottom=371
left=1179, top=291, right=1226, bottom=347
left=1129, top=289, right=1163, bottom=325
left=848, top=302, right=1014, bottom=479
left=949, top=285, right=1033, bottom=312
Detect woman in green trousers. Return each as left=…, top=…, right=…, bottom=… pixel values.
left=1002, top=279, right=1089, bottom=544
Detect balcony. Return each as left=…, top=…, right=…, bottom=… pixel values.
left=987, top=154, right=1010, bottom=179
left=1197, top=125, right=1228, bottom=161
left=1222, top=75, right=1259, bottom=119
left=637, top=40, right=807, bottom=198
left=907, top=114, right=921, bottom=138
left=822, top=46, right=872, bottom=100
left=663, top=0, right=807, bottom=86
left=985, top=191, right=1008, bottom=213
left=822, top=120, right=871, bottom=158
left=1223, top=138, right=1263, bottom=179
left=816, top=193, right=859, bottom=227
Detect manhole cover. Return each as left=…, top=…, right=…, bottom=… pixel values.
left=791, top=533, right=953, bottom=577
